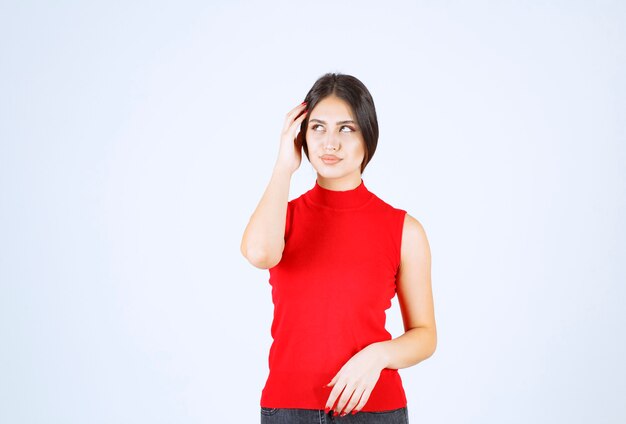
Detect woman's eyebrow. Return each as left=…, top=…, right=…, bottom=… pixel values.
left=309, top=118, right=355, bottom=125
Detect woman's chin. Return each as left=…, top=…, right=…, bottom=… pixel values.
left=313, top=165, right=341, bottom=176
left=314, top=169, right=359, bottom=180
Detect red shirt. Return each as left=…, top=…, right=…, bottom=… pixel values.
left=260, top=178, right=408, bottom=411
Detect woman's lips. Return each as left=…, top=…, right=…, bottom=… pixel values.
left=321, top=155, right=341, bottom=164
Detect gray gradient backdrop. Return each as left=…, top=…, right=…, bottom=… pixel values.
left=1, top=1, right=625, bottom=423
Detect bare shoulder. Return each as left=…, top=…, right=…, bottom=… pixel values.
left=400, top=213, right=431, bottom=263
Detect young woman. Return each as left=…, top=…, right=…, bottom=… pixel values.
left=241, top=73, right=436, bottom=424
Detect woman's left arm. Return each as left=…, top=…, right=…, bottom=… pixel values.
left=376, top=212, right=436, bottom=369
left=324, top=213, right=436, bottom=416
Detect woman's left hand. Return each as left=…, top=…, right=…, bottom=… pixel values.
left=324, top=342, right=388, bottom=416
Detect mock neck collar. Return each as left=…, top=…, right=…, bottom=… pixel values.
left=305, top=178, right=373, bottom=210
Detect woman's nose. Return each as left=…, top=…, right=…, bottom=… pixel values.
left=324, top=133, right=339, bottom=151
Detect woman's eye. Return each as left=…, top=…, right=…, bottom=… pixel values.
left=311, top=124, right=354, bottom=132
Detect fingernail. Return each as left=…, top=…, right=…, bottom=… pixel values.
left=351, top=409, right=358, bottom=414
left=340, top=412, right=347, bottom=417
left=324, top=407, right=330, bottom=413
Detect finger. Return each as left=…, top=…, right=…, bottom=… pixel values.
left=293, top=106, right=309, bottom=125
left=353, top=385, right=374, bottom=412
left=295, top=107, right=308, bottom=120
left=283, top=102, right=307, bottom=124
left=285, top=109, right=308, bottom=139
left=326, top=373, right=338, bottom=388
left=282, top=107, right=308, bottom=136
left=342, top=386, right=365, bottom=415
left=325, top=379, right=345, bottom=412
left=335, top=382, right=358, bottom=415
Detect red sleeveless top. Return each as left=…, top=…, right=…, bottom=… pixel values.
left=260, top=178, right=408, bottom=411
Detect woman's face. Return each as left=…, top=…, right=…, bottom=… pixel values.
left=305, top=95, right=365, bottom=181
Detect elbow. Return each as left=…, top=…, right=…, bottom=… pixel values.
left=413, top=326, right=437, bottom=359
left=241, top=244, right=282, bottom=269
left=428, top=330, right=437, bottom=358
left=428, top=343, right=437, bottom=359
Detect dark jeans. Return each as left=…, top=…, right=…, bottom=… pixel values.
left=260, top=406, right=409, bottom=423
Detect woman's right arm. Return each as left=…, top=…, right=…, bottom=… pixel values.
left=240, top=102, right=308, bottom=269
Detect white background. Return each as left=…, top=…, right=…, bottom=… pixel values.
left=1, top=1, right=624, bottom=423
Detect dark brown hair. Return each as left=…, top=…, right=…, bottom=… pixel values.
left=300, top=73, right=379, bottom=174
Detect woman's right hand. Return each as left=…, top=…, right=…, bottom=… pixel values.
left=275, top=102, right=308, bottom=174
